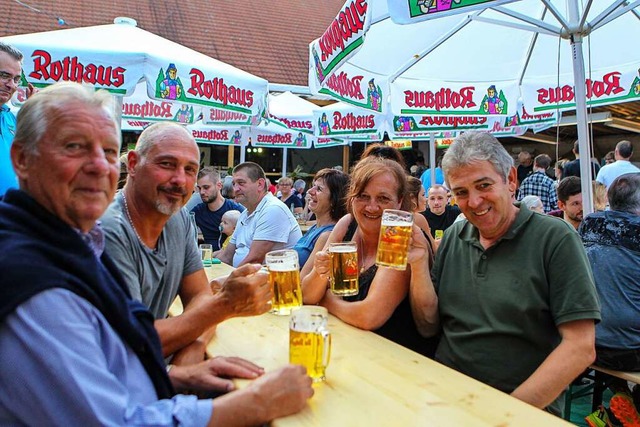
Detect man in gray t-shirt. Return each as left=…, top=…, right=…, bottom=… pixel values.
left=102, top=123, right=272, bottom=370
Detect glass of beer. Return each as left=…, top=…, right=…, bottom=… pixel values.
left=375, top=209, right=413, bottom=271
left=328, top=242, right=359, bottom=296
left=265, top=249, right=303, bottom=315
left=434, top=229, right=444, bottom=240
left=289, top=306, right=331, bottom=382
left=199, top=244, right=213, bottom=266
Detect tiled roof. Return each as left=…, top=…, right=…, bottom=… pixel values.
left=0, top=0, right=345, bottom=86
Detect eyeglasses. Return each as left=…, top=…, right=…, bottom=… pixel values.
left=0, top=71, right=21, bottom=86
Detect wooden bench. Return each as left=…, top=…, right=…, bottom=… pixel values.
left=564, top=365, right=640, bottom=420
left=591, top=365, right=640, bottom=385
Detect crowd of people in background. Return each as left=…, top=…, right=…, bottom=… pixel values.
left=0, top=36, right=639, bottom=425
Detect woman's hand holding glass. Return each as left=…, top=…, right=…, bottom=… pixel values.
left=313, top=250, right=332, bottom=282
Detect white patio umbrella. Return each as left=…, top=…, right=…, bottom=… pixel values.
left=2, top=17, right=268, bottom=121
left=309, top=0, right=640, bottom=214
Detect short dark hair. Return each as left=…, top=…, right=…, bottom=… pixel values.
left=233, top=161, right=266, bottom=182
left=233, top=162, right=267, bottom=193
left=616, top=140, right=633, bottom=159
left=557, top=176, right=582, bottom=202
left=608, top=173, right=640, bottom=214
left=534, top=154, right=551, bottom=170
left=573, top=140, right=580, bottom=154
left=197, top=166, right=220, bottom=182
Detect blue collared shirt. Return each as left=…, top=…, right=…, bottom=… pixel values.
left=0, top=288, right=213, bottom=426
left=0, top=105, right=18, bottom=197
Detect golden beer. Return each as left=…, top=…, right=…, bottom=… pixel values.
left=329, top=244, right=359, bottom=296
left=268, top=269, right=302, bottom=315
left=289, top=330, right=330, bottom=381
left=265, top=249, right=302, bottom=315
left=434, top=229, right=444, bottom=240
left=376, top=209, right=414, bottom=270
left=289, top=306, right=331, bottom=382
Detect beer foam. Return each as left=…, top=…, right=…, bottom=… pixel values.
left=329, top=246, right=357, bottom=253
left=268, top=262, right=298, bottom=271
left=381, top=220, right=413, bottom=227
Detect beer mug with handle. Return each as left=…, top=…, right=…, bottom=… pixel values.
left=376, top=209, right=413, bottom=270
left=328, top=242, right=359, bottom=296
left=265, top=249, right=303, bottom=315
left=289, top=306, right=331, bottom=382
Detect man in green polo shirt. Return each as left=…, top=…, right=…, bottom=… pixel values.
left=409, top=131, right=600, bottom=416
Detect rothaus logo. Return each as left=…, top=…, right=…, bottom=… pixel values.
left=269, top=114, right=313, bottom=130
left=318, top=0, right=368, bottom=62
left=537, top=72, right=624, bottom=105
left=188, top=69, right=254, bottom=107
left=123, top=101, right=173, bottom=119
left=29, top=50, right=125, bottom=87
left=332, top=111, right=375, bottom=131
left=257, top=134, right=292, bottom=144
left=325, top=72, right=365, bottom=100
left=405, top=87, right=476, bottom=111
left=419, top=116, right=487, bottom=127
left=192, top=129, right=229, bottom=141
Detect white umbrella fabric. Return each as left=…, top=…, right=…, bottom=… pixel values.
left=3, top=18, right=268, bottom=120
left=309, top=0, right=640, bottom=214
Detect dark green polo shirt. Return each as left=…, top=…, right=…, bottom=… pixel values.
left=432, top=204, right=600, bottom=413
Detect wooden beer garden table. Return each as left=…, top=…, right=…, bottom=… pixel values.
left=197, top=264, right=572, bottom=426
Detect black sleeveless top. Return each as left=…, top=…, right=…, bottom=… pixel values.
left=342, top=220, right=438, bottom=358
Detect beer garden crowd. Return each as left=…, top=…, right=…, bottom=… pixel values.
left=0, top=38, right=640, bottom=427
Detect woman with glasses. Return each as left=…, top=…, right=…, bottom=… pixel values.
left=302, top=156, right=437, bottom=357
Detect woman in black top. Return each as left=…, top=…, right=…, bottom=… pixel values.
left=301, top=157, right=438, bottom=357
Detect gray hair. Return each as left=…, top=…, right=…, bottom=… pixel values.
left=14, top=82, right=117, bottom=156
left=608, top=173, right=640, bottom=214
left=0, top=42, right=24, bottom=62
left=442, top=131, right=514, bottom=183
left=293, top=179, right=306, bottom=192
left=135, top=122, right=194, bottom=158
left=521, top=195, right=543, bottom=211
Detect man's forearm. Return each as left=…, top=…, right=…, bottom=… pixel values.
left=408, top=262, right=440, bottom=337
left=511, top=320, right=596, bottom=409
left=155, top=296, right=234, bottom=357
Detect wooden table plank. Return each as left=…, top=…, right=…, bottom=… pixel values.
left=207, top=313, right=572, bottom=427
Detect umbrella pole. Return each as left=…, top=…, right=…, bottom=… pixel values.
left=282, top=148, right=288, bottom=176
left=112, top=95, right=123, bottom=137
left=429, top=133, right=436, bottom=187
left=240, top=141, right=246, bottom=164
left=569, top=1, right=594, bottom=216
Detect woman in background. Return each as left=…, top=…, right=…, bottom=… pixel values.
left=293, top=169, right=349, bottom=279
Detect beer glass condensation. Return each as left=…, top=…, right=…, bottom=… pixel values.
left=375, top=209, right=413, bottom=271
left=265, top=249, right=303, bottom=315
left=328, top=242, right=359, bottom=296
left=289, top=306, right=331, bottom=382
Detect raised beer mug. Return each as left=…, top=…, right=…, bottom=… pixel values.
left=265, top=249, right=303, bottom=315
left=375, top=209, right=413, bottom=271
left=289, top=306, right=331, bottom=382
left=328, top=242, right=359, bottom=297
